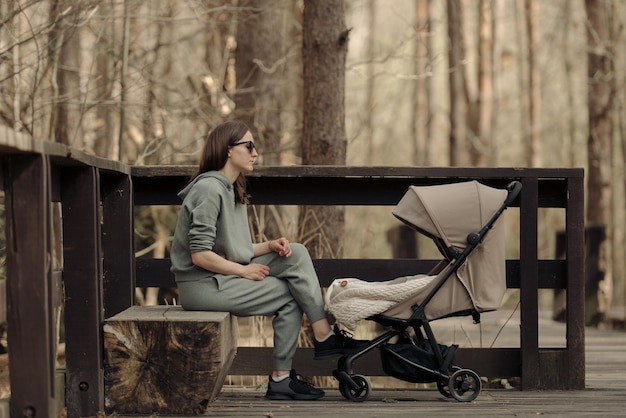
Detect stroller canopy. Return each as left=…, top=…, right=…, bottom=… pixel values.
left=392, top=180, right=508, bottom=317
left=392, top=180, right=508, bottom=252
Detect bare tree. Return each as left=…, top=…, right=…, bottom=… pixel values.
left=525, top=0, right=542, bottom=167
left=49, top=0, right=84, bottom=147
left=301, top=0, right=348, bottom=258
left=466, top=0, right=494, bottom=166
left=412, top=0, right=431, bottom=166
left=615, top=0, right=626, bottom=325
left=586, top=0, right=614, bottom=324
left=234, top=0, right=285, bottom=163
left=364, top=0, right=376, bottom=165
left=233, top=1, right=303, bottom=242
left=447, top=0, right=466, bottom=166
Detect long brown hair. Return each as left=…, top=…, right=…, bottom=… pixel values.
left=192, top=120, right=251, bottom=204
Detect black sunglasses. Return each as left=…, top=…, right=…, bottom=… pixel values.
left=231, top=140, right=256, bottom=153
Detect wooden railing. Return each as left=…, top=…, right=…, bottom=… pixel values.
left=0, top=127, right=585, bottom=418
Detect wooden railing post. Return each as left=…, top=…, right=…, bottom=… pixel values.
left=519, top=177, right=539, bottom=389
left=4, top=154, right=58, bottom=417
left=566, top=175, right=585, bottom=388
left=62, top=166, right=105, bottom=417
left=101, top=173, right=135, bottom=318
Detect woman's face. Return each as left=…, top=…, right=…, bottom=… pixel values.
left=228, top=131, right=258, bottom=173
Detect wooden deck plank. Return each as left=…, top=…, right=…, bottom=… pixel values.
left=206, top=387, right=626, bottom=417
left=113, top=312, right=626, bottom=417
left=202, top=325, right=626, bottom=417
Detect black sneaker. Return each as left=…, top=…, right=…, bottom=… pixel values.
left=265, top=369, right=325, bottom=400
left=313, top=325, right=370, bottom=360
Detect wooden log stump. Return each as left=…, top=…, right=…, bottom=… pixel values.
left=103, top=306, right=237, bottom=415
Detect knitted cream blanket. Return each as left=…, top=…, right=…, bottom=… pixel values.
left=324, top=274, right=435, bottom=331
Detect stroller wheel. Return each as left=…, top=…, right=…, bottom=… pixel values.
left=437, top=366, right=461, bottom=398
left=338, top=374, right=371, bottom=402
left=437, top=380, right=453, bottom=398
left=448, top=368, right=481, bottom=402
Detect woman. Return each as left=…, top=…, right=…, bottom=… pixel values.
left=170, top=120, right=366, bottom=401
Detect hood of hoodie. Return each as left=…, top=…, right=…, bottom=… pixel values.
left=178, top=171, right=232, bottom=200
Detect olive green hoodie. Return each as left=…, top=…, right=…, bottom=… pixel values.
left=170, top=171, right=253, bottom=283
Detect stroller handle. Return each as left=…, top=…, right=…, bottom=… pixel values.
left=504, top=181, right=522, bottom=207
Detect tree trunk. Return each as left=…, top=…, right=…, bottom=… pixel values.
left=524, top=0, right=541, bottom=167
left=465, top=0, right=494, bottom=167
left=447, top=0, right=466, bottom=166
left=413, top=0, right=431, bottom=166
left=364, top=0, right=376, bottom=165
left=235, top=0, right=285, bottom=164
left=585, top=0, right=614, bottom=324
left=301, top=0, right=347, bottom=258
left=50, top=0, right=83, bottom=147
left=477, top=0, right=494, bottom=166
left=235, top=0, right=294, bottom=241
left=514, top=0, right=530, bottom=165
left=93, top=1, right=116, bottom=159
left=617, top=0, right=626, bottom=324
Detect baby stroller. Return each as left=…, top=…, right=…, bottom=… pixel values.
left=325, top=180, right=522, bottom=402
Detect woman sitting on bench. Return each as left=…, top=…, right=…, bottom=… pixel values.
left=170, top=120, right=367, bottom=401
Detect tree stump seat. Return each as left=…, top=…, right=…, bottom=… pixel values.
left=103, top=305, right=238, bottom=415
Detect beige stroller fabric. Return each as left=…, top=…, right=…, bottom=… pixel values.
left=326, top=181, right=508, bottom=330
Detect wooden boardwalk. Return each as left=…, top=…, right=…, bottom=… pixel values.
left=198, top=312, right=626, bottom=418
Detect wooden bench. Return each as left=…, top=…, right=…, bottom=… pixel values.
left=103, top=306, right=237, bottom=415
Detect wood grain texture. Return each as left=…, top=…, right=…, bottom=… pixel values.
left=103, top=306, right=237, bottom=415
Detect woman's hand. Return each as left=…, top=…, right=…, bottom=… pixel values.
left=240, top=263, right=270, bottom=281
left=192, top=250, right=270, bottom=280
left=269, top=237, right=292, bottom=257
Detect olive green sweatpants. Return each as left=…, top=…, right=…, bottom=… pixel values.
left=177, top=243, right=327, bottom=371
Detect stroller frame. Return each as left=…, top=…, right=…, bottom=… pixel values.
left=332, top=181, right=522, bottom=402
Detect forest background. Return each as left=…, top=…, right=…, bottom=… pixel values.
left=1, top=0, right=625, bottom=327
